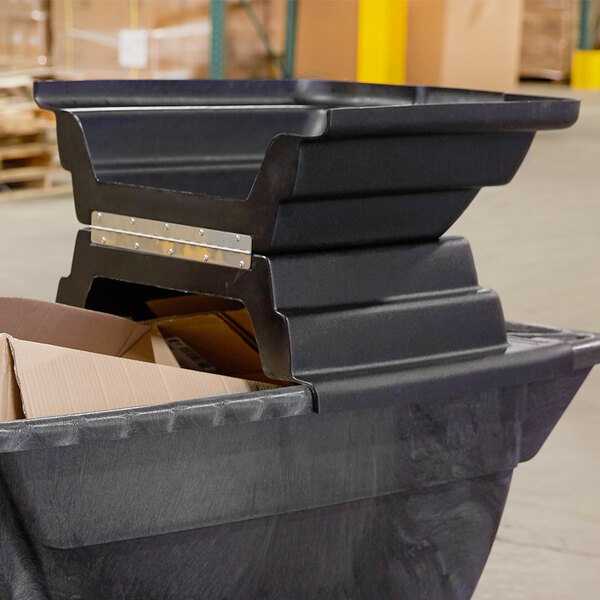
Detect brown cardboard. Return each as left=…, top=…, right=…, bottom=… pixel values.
left=120, top=325, right=156, bottom=363
left=154, top=311, right=265, bottom=380
left=0, top=297, right=182, bottom=368
left=0, top=297, right=276, bottom=420
left=520, top=0, right=577, bottom=80
left=147, top=296, right=283, bottom=383
left=222, top=309, right=256, bottom=338
left=0, top=0, right=49, bottom=69
left=1, top=334, right=254, bottom=419
left=0, top=297, right=150, bottom=356
left=295, top=0, right=359, bottom=80
left=0, top=335, right=23, bottom=422
left=146, top=294, right=244, bottom=318
left=122, top=325, right=179, bottom=367
left=149, top=325, right=181, bottom=368
left=406, top=0, right=524, bottom=92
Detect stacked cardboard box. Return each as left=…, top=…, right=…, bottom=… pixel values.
left=406, top=0, right=524, bottom=92
left=50, top=0, right=284, bottom=79
left=520, top=0, right=578, bottom=80
left=0, top=0, right=50, bottom=70
left=294, top=0, right=359, bottom=81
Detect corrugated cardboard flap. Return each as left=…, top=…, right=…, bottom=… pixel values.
left=0, top=297, right=150, bottom=356
left=0, top=335, right=23, bottom=422
left=3, top=335, right=253, bottom=419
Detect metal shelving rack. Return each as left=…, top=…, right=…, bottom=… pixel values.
left=210, top=0, right=298, bottom=79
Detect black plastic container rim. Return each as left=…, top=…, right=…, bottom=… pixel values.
left=0, top=324, right=598, bottom=454
left=34, top=79, right=580, bottom=135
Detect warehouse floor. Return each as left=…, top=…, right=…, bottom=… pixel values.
left=0, top=84, right=599, bottom=598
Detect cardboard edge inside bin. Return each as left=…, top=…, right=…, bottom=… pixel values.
left=0, top=335, right=23, bottom=421
left=0, top=297, right=182, bottom=368
left=0, top=334, right=256, bottom=419
left=0, top=296, right=151, bottom=356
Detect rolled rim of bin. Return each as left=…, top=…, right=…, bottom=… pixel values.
left=34, top=79, right=579, bottom=132
left=1, top=324, right=599, bottom=453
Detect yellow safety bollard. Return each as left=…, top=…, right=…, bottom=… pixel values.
left=357, top=0, right=407, bottom=85
left=571, top=49, right=600, bottom=89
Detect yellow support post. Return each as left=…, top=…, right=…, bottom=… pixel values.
left=571, top=50, right=600, bottom=90
left=357, top=0, right=407, bottom=85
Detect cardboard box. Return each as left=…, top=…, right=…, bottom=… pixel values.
left=0, top=296, right=149, bottom=355
left=294, top=0, right=359, bottom=80
left=146, top=294, right=276, bottom=383
left=153, top=312, right=265, bottom=380
left=406, top=0, right=524, bottom=91
left=0, top=0, right=49, bottom=69
left=146, top=294, right=245, bottom=317
left=0, top=297, right=265, bottom=421
left=520, top=0, right=577, bottom=81
left=50, top=0, right=282, bottom=79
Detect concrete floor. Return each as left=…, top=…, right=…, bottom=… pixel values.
left=453, top=86, right=600, bottom=600
left=0, top=84, right=599, bottom=597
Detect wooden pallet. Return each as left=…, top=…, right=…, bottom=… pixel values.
left=0, top=101, right=55, bottom=137
left=0, top=143, right=71, bottom=199
left=0, top=74, right=34, bottom=99
left=0, top=182, right=72, bottom=202
left=0, top=140, right=57, bottom=163
left=0, top=137, right=71, bottom=201
left=0, top=181, right=72, bottom=202
left=0, top=154, right=71, bottom=200
left=0, top=70, right=69, bottom=200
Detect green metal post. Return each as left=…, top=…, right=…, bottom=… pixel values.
left=579, top=0, right=592, bottom=50
left=210, top=0, right=226, bottom=78
left=283, top=0, right=298, bottom=79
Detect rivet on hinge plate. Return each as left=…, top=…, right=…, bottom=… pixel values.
left=90, top=211, right=252, bottom=270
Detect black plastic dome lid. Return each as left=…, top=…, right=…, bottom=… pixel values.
left=35, top=79, right=579, bottom=254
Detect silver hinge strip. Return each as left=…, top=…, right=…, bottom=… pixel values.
left=90, top=211, right=252, bottom=269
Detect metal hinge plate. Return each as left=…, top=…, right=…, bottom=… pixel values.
left=90, top=211, right=252, bottom=270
